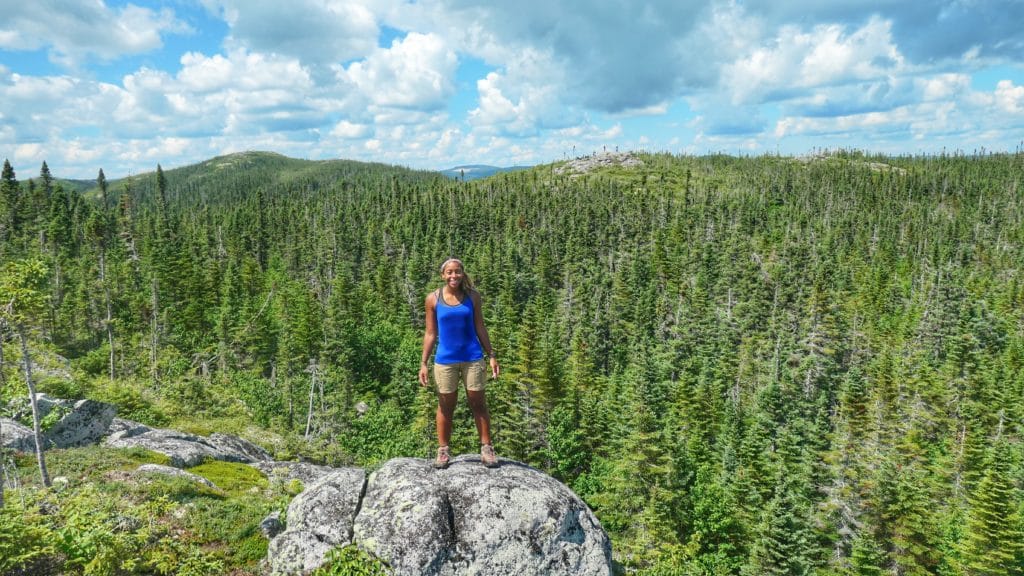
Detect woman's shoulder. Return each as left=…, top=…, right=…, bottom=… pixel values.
left=425, top=289, right=440, bottom=305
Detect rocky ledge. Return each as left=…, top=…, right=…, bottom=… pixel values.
left=269, top=455, right=612, bottom=576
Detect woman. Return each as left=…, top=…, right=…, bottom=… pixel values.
left=418, top=258, right=501, bottom=468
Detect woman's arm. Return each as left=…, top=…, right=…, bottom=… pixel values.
left=471, top=291, right=500, bottom=379
left=418, top=292, right=438, bottom=387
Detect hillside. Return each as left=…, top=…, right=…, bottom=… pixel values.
left=78, top=150, right=446, bottom=204
left=2, top=150, right=1024, bottom=575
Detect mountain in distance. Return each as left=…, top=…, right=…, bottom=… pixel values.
left=439, top=164, right=531, bottom=181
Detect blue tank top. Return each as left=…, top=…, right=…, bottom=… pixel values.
left=434, top=289, right=484, bottom=365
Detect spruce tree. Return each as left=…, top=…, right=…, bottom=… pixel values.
left=960, top=438, right=1023, bottom=576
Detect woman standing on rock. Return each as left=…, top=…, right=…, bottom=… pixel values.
left=418, top=258, right=501, bottom=469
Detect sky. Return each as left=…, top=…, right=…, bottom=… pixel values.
left=1, top=1, right=1024, bottom=179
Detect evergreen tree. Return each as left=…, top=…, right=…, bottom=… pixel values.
left=960, top=438, right=1023, bottom=576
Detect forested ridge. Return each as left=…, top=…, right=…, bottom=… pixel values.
left=1, top=149, right=1023, bottom=575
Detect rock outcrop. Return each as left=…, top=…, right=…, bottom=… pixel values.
left=268, top=467, right=367, bottom=574
left=267, top=455, right=612, bottom=576
left=554, top=151, right=643, bottom=176
left=0, top=417, right=35, bottom=451
left=2, top=395, right=116, bottom=450
left=45, top=398, right=117, bottom=448
left=105, top=422, right=272, bottom=467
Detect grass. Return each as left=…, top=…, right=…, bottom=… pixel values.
left=5, top=444, right=292, bottom=575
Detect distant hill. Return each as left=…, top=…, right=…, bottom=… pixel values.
left=439, top=164, right=531, bottom=181
left=76, top=151, right=445, bottom=203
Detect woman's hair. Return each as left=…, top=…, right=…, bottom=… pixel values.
left=440, top=258, right=476, bottom=292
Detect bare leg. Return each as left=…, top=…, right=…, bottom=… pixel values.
left=437, top=392, right=458, bottom=447
left=466, top=389, right=492, bottom=445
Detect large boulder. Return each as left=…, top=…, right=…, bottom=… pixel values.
left=46, top=399, right=117, bottom=448
left=3, top=396, right=116, bottom=451
left=267, top=467, right=367, bottom=575
left=267, top=455, right=612, bottom=576
left=1, top=418, right=36, bottom=452
left=105, top=422, right=272, bottom=468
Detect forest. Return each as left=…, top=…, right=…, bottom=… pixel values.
left=1, top=149, right=1022, bottom=575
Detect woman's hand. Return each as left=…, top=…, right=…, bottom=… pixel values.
left=418, top=363, right=430, bottom=387
left=489, top=356, right=500, bottom=379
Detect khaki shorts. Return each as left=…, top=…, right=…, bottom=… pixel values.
left=433, top=358, right=487, bottom=394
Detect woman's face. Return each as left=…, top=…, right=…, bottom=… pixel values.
left=442, top=262, right=464, bottom=290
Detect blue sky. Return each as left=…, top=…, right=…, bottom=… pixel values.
left=2, top=0, right=1023, bottom=179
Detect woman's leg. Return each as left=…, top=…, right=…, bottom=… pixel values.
left=466, top=389, right=492, bottom=445
left=437, top=391, right=458, bottom=446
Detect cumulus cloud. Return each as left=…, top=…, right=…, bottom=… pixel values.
left=343, top=32, right=457, bottom=111
left=0, top=0, right=188, bottom=67
left=723, top=16, right=903, bottom=106
left=741, top=0, right=1024, bottom=62
left=433, top=0, right=714, bottom=114
left=993, top=80, right=1024, bottom=114
left=205, top=0, right=380, bottom=65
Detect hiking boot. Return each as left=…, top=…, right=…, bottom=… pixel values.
left=480, top=444, right=499, bottom=468
left=433, top=446, right=451, bottom=469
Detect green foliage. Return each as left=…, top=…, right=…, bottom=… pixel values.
left=187, top=460, right=267, bottom=495
left=313, top=545, right=392, bottom=576
left=341, top=399, right=422, bottom=467
left=0, top=493, right=58, bottom=574
left=7, top=442, right=290, bottom=575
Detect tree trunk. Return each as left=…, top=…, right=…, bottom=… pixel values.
left=16, top=322, right=50, bottom=487
left=99, top=248, right=115, bottom=382
left=150, top=278, right=159, bottom=384
left=0, top=324, right=6, bottom=507
left=0, top=324, right=7, bottom=388
left=304, top=364, right=317, bottom=439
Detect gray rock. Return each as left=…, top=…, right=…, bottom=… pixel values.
left=106, top=427, right=271, bottom=468
left=266, top=455, right=613, bottom=576
left=208, top=432, right=272, bottom=462
left=45, top=399, right=117, bottom=448
left=250, top=461, right=336, bottom=485
left=260, top=511, right=284, bottom=539
left=437, top=456, right=610, bottom=576
left=353, top=458, right=454, bottom=575
left=33, top=393, right=66, bottom=419
left=267, top=467, right=366, bottom=575
left=135, top=463, right=218, bottom=489
left=105, top=418, right=152, bottom=441
left=1, top=417, right=36, bottom=451
left=107, top=428, right=215, bottom=467
left=268, top=530, right=336, bottom=576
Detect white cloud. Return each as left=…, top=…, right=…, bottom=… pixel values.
left=919, top=74, right=970, bottom=101
left=0, top=1, right=188, bottom=67
left=344, top=33, right=457, bottom=111
left=209, top=0, right=380, bottom=65
left=994, top=80, right=1024, bottom=114
left=331, top=121, right=372, bottom=139
left=724, top=16, right=904, bottom=105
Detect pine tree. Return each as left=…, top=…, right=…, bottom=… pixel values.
left=847, top=525, right=886, bottom=576
left=960, top=438, right=1023, bottom=576
left=0, top=159, right=18, bottom=252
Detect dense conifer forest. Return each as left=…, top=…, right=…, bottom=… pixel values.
left=1, top=149, right=1023, bottom=574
